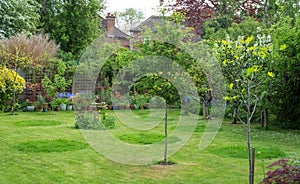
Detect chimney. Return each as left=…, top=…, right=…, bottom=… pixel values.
left=106, top=13, right=115, bottom=37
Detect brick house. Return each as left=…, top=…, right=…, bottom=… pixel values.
left=101, top=13, right=131, bottom=48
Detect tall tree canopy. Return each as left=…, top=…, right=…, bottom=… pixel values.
left=0, top=0, right=40, bottom=39
left=115, top=8, right=144, bottom=32
left=37, top=0, right=105, bottom=58
left=160, top=0, right=263, bottom=33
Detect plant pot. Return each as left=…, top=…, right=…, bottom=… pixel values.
left=60, top=104, right=67, bottom=111
left=134, top=104, right=139, bottom=110
left=43, top=107, right=48, bottom=112
left=27, top=106, right=35, bottom=112
left=56, top=107, right=60, bottom=111
left=67, top=105, right=73, bottom=111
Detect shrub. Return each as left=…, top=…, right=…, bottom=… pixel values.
left=0, top=66, right=26, bottom=112
left=74, top=108, right=115, bottom=130
left=261, top=158, right=300, bottom=184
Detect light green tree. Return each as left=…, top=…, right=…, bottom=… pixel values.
left=217, top=35, right=274, bottom=184
left=117, top=8, right=144, bottom=32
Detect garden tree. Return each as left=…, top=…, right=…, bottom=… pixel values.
left=0, top=33, right=59, bottom=114
left=119, top=18, right=208, bottom=164
left=0, top=66, right=26, bottom=113
left=160, top=0, right=263, bottom=34
left=203, top=16, right=266, bottom=41
left=116, top=8, right=144, bottom=32
left=42, top=59, right=72, bottom=108
left=203, top=17, right=267, bottom=123
left=137, top=15, right=211, bottom=117
left=0, top=0, right=40, bottom=39
left=217, top=35, right=273, bottom=184
left=268, top=16, right=300, bottom=128
left=37, top=0, right=105, bottom=58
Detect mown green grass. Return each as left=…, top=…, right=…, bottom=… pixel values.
left=0, top=110, right=299, bottom=184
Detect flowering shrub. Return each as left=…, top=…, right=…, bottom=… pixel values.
left=0, top=66, right=26, bottom=111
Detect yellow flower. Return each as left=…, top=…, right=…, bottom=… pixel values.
left=268, top=72, right=274, bottom=77
left=245, top=36, right=254, bottom=43
left=222, top=40, right=227, bottom=45
left=280, top=44, right=287, bottom=50
left=258, top=52, right=267, bottom=59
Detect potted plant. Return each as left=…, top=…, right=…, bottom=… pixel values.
left=66, top=99, right=73, bottom=111
left=59, top=97, right=68, bottom=111
left=20, top=101, right=29, bottom=112
left=36, top=93, right=46, bottom=111
left=66, top=92, right=74, bottom=111
left=26, top=99, right=35, bottom=111
left=50, top=98, right=61, bottom=111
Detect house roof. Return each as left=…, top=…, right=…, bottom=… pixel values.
left=130, top=15, right=202, bottom=41
left=113, top=26, right=130, bottom=39
left=130, top=15, right=165, bottom=33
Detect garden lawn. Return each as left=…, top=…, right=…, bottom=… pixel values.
left=0, top=110, right=299, bottom=184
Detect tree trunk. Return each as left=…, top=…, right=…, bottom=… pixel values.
left=251, top=147, right=255, bottom=184
left=261, top=110, right=264, bottom=128
left=247, top=119, right=252, bottom=184
left=247, top=86, right=252, bottom=184
left=11, top=89, right=16, bottom=115
left=232, top=105, right=238, bottom=124
left=164, top=106, right=168, bottom=165
left=264, top=109, right=269, bottom=130
left=11, top=67, right=18, bottom=115
left=202, top=102, right=207, bottom=119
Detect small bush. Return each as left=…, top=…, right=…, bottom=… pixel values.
left=74, top=109, right=115, bottom=130
left=261, top=158, right=300, bottom=184
left=74, top=112, right=104, bottom=130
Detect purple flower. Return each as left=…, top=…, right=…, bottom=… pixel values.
left=66, top=92, right=74, bottom=99
left=57, top=93, right=63, bottom=98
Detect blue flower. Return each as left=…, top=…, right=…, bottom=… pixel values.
left=57, top=93, right=63, bottom=98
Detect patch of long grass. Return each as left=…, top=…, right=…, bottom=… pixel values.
left=12, top=120, right=63, bottom=126
left=15, top=139, right=88, bottom=153
left=119, top=133, right=180, bottom=145
left=209, top=145, right=286, bottom=159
